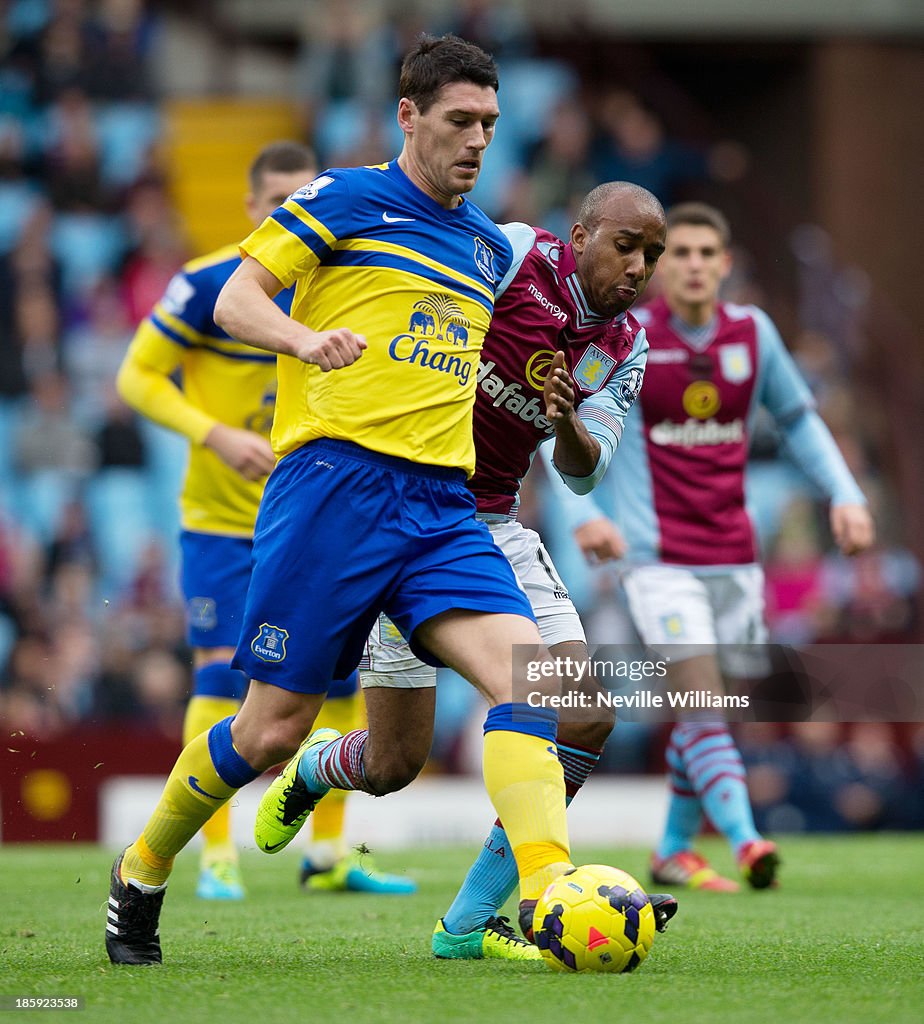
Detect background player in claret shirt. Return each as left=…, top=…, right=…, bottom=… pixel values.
left=116, top=142, right=410, bottom=901
left=547, top=202, right=874, bottom=893
left=106, top=34, right=579, bottom=968
left=357, top=181, right=673, bottom=958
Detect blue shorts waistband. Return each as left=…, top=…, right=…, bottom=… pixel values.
left=301, top=438, right=467, bottom=483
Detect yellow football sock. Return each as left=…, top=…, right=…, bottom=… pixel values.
left=120, top=730, right=239, bottom=888
left=483, top=730, right=572, bottom=900
left=310, top=786, right=347, bottom=843
left=183, top=696, right=240, bottom=852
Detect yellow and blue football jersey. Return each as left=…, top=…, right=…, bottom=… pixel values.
left=240, top=161, right=513, bottom=476
left=133, top=244, right=292, bottom=534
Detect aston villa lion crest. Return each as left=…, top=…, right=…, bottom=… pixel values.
left=574, top=344, right=617, bottom=393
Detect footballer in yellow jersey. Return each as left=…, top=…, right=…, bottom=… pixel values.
left=117, top=143, right=321, bottom=902
left=108, top=37, right=574, bottom=968
left=125, top=243, right=278, bottom=535
left=118, top=141, right=412, bottom=904
left=240, top=160, right=504, bottom=475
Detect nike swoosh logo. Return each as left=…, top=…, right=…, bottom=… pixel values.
left=261, top=839, right=287, bottom=852
left=187, top=775, right=223, bottom=800
left=382, top=212, right=416, bottom=223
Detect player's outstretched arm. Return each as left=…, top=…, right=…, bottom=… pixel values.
left=544, top=351, right=601, bottom=477
left=215, top=256, right=367, bottom=371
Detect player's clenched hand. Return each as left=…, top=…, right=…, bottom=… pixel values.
left=544, top=351, right=575, bottom=422
left=204, top=424, right=276, bottom=481
left=574, top=516, right=627, bottom=564
left=830, top=503, right=875, bottom=557
left=292, top=328, right=367, bottom=371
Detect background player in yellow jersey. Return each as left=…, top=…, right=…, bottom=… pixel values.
left=116, top=141, right=413, bottom=902
left=106, top=34, right=580, bottom=966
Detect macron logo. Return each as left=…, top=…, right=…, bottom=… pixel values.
left=383, top=212, right=416, bottom=223
left=528, top=283, right=568, bottom=323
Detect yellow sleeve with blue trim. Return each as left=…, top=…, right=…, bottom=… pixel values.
left=116, top=320, right=218, bottom=446
left=118, top=244, right=281, bottom=536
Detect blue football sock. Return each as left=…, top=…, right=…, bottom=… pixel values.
left=677, top=721, right=760, bottom=853
left=442, top=739, right=603, bottom=934
left=658, top=792, right=704, bottom=859
left=701, top=777, right=760, bottom=851
left=442, top=820, right=518, bottom=935
left=657, top=725, right=703, bottom=858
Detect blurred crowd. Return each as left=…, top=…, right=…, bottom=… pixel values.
left=0, top=0, right=920, bottom=830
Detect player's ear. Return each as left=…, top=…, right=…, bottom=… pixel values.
left=244, top=192, right=257, bottom=222
left=570, top=221, right=587, bottom=254
left=396, top=97, right=417, bottom=134
left=719, top=246, right=733, bottom=281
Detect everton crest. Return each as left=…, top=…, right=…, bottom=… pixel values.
left=251, top=623, right=289, bottom=663
left=473, top=237, right=496, bottom=283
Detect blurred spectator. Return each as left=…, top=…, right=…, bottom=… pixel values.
left=94, top=394, right=145, bottom=469
left=1, top=200, right=62, bottom=400
left=436, top=0, right=536, bottom=63
left=44, top=497, right=96, bottom=580
left=818, top=547, right=920, bottom=643
left=294, top=0, right=393, bottom=164
left=522, top=97, right=596, bottom=239
left=591, top=89, right=747, bottom=207
left=120, top=179, right=188, bottom=325
left=764, top=497, right=827, bottom=643
left=127, top=647, right=188, bottom=737
left=62, top=276, right=133, bottom=425
left=741, top=721, right=923, bottom=832
left=14, top=371, right=96, bottom=477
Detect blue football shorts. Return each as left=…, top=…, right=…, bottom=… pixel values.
left=180, top=531, right=252, bottom=649
left=232, top=439, right=534, bottom=694
left=181, top=528, right=359, bottom=698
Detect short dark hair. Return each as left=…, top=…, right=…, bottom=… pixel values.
left=578, top=181, right=664, bottom=232
left=399, top=34, right=499, bottom=114
left=248, top=141, right=317, bottom=192
left=666, top=202, right=731, bottom=247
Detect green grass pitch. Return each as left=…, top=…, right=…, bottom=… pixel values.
left=2, top=836, right=923, bottom=1024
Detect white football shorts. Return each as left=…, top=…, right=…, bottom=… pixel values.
left=360, top=520, right=585, bottom=689
left=621, top=563, right=769, bottom=677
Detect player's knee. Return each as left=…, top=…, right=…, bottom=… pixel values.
left=244, top=719, right=306, bottom=769
left=594, top=700, right=617, bottom=740
left=363, top=747, right=427, bottom=796
left=558, top=711, right=615, bottom=751
left=556, top=684, right=617, bottom=747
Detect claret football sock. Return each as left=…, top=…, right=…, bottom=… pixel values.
left=674, top=721, right=760, bottom=852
